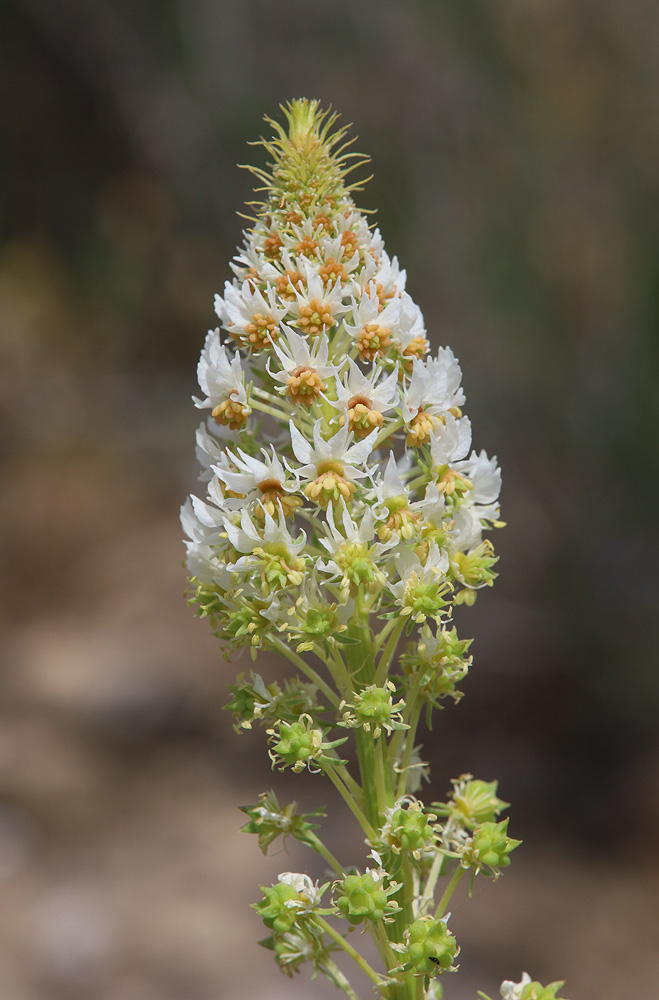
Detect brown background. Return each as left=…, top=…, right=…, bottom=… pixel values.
left=1, top=1, right=659, bottom=998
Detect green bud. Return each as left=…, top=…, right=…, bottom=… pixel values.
left=405, top=916, right=458, bottom=975
left=401, top=626, right=472, bottom=707
left=268, top=714, right=347, bottom=773
left=334, top=870, right=400, bottom=925
left=382, top=799, right=436, bottom=856
left=260, top=929, right=316, bottom=977
left=254, top=873, right=328, bottom=935
left=463, top=819, right=521, bottom=874
left=433, top=775, right=509, bottom=830
left=255, top=882, right=304, bottom=934
left=516, top=983, right=568, bottom=1000
left=240, top=790, right=323, bottom=854
left=270, top=719, right=319, bottom=770
left=450, top=541, right=498, bottom=595
left=339, top=682, right=408, bottom=739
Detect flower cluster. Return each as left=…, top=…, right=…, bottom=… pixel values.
left=182, top=100, right=502, bottom=672
left=182, top=101, right=563, bottom=1000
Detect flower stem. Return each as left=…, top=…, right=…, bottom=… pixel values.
left=374, top=617, right=406, bottom=685
left=354, top=729, right=382, bottom=828
left=305, top=832, right=345, bottom=877
left=374, top=417, right=403, bottom=449
left=322, top=958, right=363, bottom=1000
left=249, top=397, right=293, bottom=424
left=417, top=849, right=444, bottom=915
left=271, top=637, right=340, bottom=706
left=313, top=915, right=383, bottom=988
left=323, top=762, right=378, bottom=842
left=434, top=865, right=465, bottom=918
left=392, top=670, right=425, bottom=798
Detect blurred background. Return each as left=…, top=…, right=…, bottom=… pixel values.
left=1, top=1, right=658, bottom=998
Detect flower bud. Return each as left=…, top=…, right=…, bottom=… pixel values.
left=404, top=916, right=458, bottom=974
left=334, top=871, right=400, bottom=925
left=339, top=681, right=408, bottom=739
left=382, top=799, right=437, bottom=856
left=463, top=819, right=521, bottom=874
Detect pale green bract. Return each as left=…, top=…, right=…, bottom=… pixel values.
left=181, top=99, right=565, bottom=1000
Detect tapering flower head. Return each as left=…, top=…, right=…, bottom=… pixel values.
left=182, top=95, right=503, bottom=724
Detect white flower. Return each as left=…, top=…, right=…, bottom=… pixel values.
left=194, top=422, right=230, bottom=481
left=290, top=419, right=376, bottom=480
left=277, top=873, right=325, bottom=912
left=288, top=266, right=349, bottom=336
left=394, top=292, right=427, bottom=352
left=345, top=286, right=401, bottom=341
left=330, top=358, right=400, bottom=421
left=266, top=325, right=345, bottom=392
left=180, top=498, right=233, bottom=587
left=454, top=449, right=502, bottom=504
left=428, top=415, right=472, bottom=467
left=193, top=329, right=249, bottom=412
left=189, top=488, right=229, bottom=538
left=402, top=357, right=448, bottom=424
left=388, top=544, right=450, bottom=622
left=317, top=232, right=361, bottom=276
left=229, top=239, right=266, bottom=281
left=373, top=452, right=411, bottom=509
left=317, top=502, right=395, bottom=599
left=213, top=445, right=300, bottom=513
left=224, top=507, right=306, bottom=563
left=216, top=280, right=289, bottom=350
left=500, top=973, right=533, bottom=1000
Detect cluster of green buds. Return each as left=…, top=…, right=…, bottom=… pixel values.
left=267, top=714, right=347, bottom=774
left=334, top=853, right=402, bottom=925
left=395, top=916, right=459, bottom=976
left=338, top=681, right=408, bottom=738
left=182, top=100, right=565, bottom=1000
left=381, top=797, right=437, bottom=858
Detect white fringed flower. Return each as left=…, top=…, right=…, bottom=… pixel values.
left=290, top=419, right=377, bottom=507
left=194, top=329, right=251, bottom=429
left=266, top=327, right=343, bottom=407
left=213, top=445, right=301, bottom=518
left=330, top=358, right=400, bottom=438
left=344, top=287, right=402, bottom=362
left=216, top=280, right=289, bottom=352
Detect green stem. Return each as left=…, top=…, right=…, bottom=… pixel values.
left=333, top=762, right=364, bottom=799
left=271, top=637, right=340, bottom=707
left=434, top=865, right=465, bottom=918
left=322, top=958, right=362, bottom=1000
left=394, top=697, right=423, bottom=800
left=417, top=849, right=444, bottom=916
left=374, top=417, right=403, bottom=450
left=249, top=397, right=293, bottom=423
left=374, top=737, right=390, bottom=811
left=323, top=763, right=378, bottom=842
left=374, top=617, right=406, bottom=685
left=313, top=915, right=383, bottom=987
left=373, top=618, right=397, bottom=653
left=305, top=832, right=345, bottom=877
left=354, top=729, right=381, bottom=829
left=371, top=920, right=398, bottom=977
left=391, top=669, right=425, bottom=799
left=329, top=648, right=357, bottom=700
